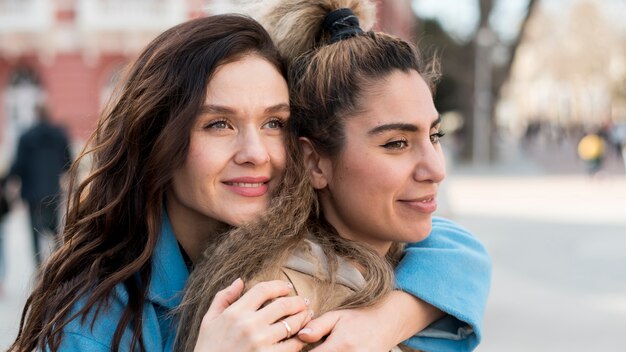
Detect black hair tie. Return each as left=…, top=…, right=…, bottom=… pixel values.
left=323, top=8, right=364, bottom=43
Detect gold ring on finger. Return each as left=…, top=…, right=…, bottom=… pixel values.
left=280, top=319, right=293, bottom=338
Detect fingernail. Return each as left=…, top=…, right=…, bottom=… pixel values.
left=304, top=298, right=310, bottom=306
left=299, top=328, right=312, bottom=335
left=231, top=278, right=242, bottom=286
left=286, top=282, right=293, bottom=289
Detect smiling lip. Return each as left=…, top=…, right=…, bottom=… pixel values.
left=223, top=176, right=270, bottom=197
left=398, top=195, right=437, bottom=213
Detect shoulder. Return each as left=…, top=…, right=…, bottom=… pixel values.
left=407, top=217, right=484, bottom=250
left=61, top=285, right=131, bottom=349
left=53, top=124, right=69, bottom=139
left=18, top=128, right=36, bottom=144
left=61, top=284, right=164, bottom=350
left=401, top=217, right=491, bottom=277
left=283, top=240, right=361, bottom=313
left=247, top=240, right=358, bottom=314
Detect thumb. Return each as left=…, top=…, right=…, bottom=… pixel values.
left=204, top=278, right=244, bottom=320
left=297, top=311, right=340, bottom=344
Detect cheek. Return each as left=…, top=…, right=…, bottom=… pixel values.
left=270, top=141, right=287, bottom=173
left=185, top=137, right=228, bottom=187
left=439, top=148, right=447, bottom=176
left=333, top=157, right=377, bottom=199
left=341, top=149, right=389, bottom=183
left=335, top=155, right=404, bottom=206
left=186, top=135, right=209, bottom=167
left=186, top=145, right=211, bottom=178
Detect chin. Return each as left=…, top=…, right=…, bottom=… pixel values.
left=227, top=215, right=256, bottom=227
left=227, top=209, right=265, bottom=227
left=406, top=221, right=433, bottom=243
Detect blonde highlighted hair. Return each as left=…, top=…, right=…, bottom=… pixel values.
left=248, top=0, right=376, bottom=64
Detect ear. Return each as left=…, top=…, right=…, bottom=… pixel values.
left=299, top=137, right=330, bottom=189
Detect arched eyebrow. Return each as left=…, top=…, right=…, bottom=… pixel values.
left=265, top=103, right=290, bottom=114
left=200, top=103, right=289, bottom=115
left=368, top=115, right=441, bottom=135
left=201, top=105, right=236, bottom=115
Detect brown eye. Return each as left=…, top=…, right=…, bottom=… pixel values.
left=430, top=130, right=445, bottom=144
left=382, top=139, right=408, bottom=150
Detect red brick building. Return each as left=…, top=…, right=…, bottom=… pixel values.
left=0, top=0, right=207, bottom=168
left=0, top=0, right=415, bottom=169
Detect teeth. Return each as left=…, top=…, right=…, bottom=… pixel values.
left=231, top=182, right=263, bottom=188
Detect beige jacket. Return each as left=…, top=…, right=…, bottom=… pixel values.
left=251, top=240, right=418, bottom=352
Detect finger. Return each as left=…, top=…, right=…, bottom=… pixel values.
left=205, top=278, right=244, bottom=319
left=269, top=308, right=314, bottom=343
left=270, top=337, right=306, bottom=352
left=257, top=295, right=309, bottom=324
left=231, top=280, right=294, bottom=311
left=306, top=334, right=349, bottom=352
left=297, top=311, right=341, bottom=344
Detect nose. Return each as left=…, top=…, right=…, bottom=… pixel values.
left=413, top=143, right=446, bottom=184
left=233, top=127, right=270, bottom=165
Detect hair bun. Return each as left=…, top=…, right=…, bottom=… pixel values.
left=322, top=8, right=364, bottom=43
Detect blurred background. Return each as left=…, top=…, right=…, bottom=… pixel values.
left=0, top=0, right=624, bottom=351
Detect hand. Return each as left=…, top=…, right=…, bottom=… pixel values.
left=194, top=279, right=313, bottom=352
left=298, top=291, right=444, bottom=352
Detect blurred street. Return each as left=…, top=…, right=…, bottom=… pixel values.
left=0, top=203, right=44, bottom=348
left=447, top=140, right=626, bottom=352
left=0, top=141, right=625, bottom=350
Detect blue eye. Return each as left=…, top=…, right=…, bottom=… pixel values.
left=263, top=118, right=285, bottom=129
left=382, top=139, right=408, bottom=150
left=205, top=119, right=230, bottom=129
left=430, top=130, right=445, bottom=144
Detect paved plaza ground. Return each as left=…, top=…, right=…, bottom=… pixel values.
left=0, top=141, right=625, bottom=351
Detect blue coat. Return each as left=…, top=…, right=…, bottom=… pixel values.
left=56, top=216, right=490, bottom=351
left=400, top=217, right=491, bottom=351
left=57, top=215, right=188, bottom=350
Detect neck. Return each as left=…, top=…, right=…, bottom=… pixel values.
left=344, top=233, right=392, bottom=257
left=319, top=195, right=391, bottom=257
left=165, top=193, right=229, bottom=264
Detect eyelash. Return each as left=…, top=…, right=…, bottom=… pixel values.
left=204, top=118, right=287, bottom=130
left=264, top=118, right=286, bottom=129
left=430, top=130, right=446, bottom=144
left=382, top=130, right=446, bottom=149
left=204, top=119, right=230, bottom=129
left=382, top=139, right=408, bottom=150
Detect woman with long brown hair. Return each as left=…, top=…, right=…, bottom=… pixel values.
left=178, top=1, right=490, bottom=351
left=10, top=15, right=312, bottom=352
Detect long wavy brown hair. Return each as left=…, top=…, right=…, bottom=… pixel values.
left=9, top=15, right=285, bottom=352
left=176, top=1, right=440, bottom=350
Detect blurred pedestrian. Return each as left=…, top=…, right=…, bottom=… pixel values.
left=608, top=122, right=626, bottom=168
left=6, top=105, right=72, bottom=266
left=0, top=175, right=11, bottom=295
left=0, top=175, right=9, bottom=221
left=577, top=132, right=605, bottom=176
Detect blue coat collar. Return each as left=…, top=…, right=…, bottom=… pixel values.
left=146, top=213, right=189, bottom=309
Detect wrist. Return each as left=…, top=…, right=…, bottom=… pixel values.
left=385, top=290, right=445, bottom=343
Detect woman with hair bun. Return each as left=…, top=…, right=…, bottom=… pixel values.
left=179, top=1, right=490, bottom=351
